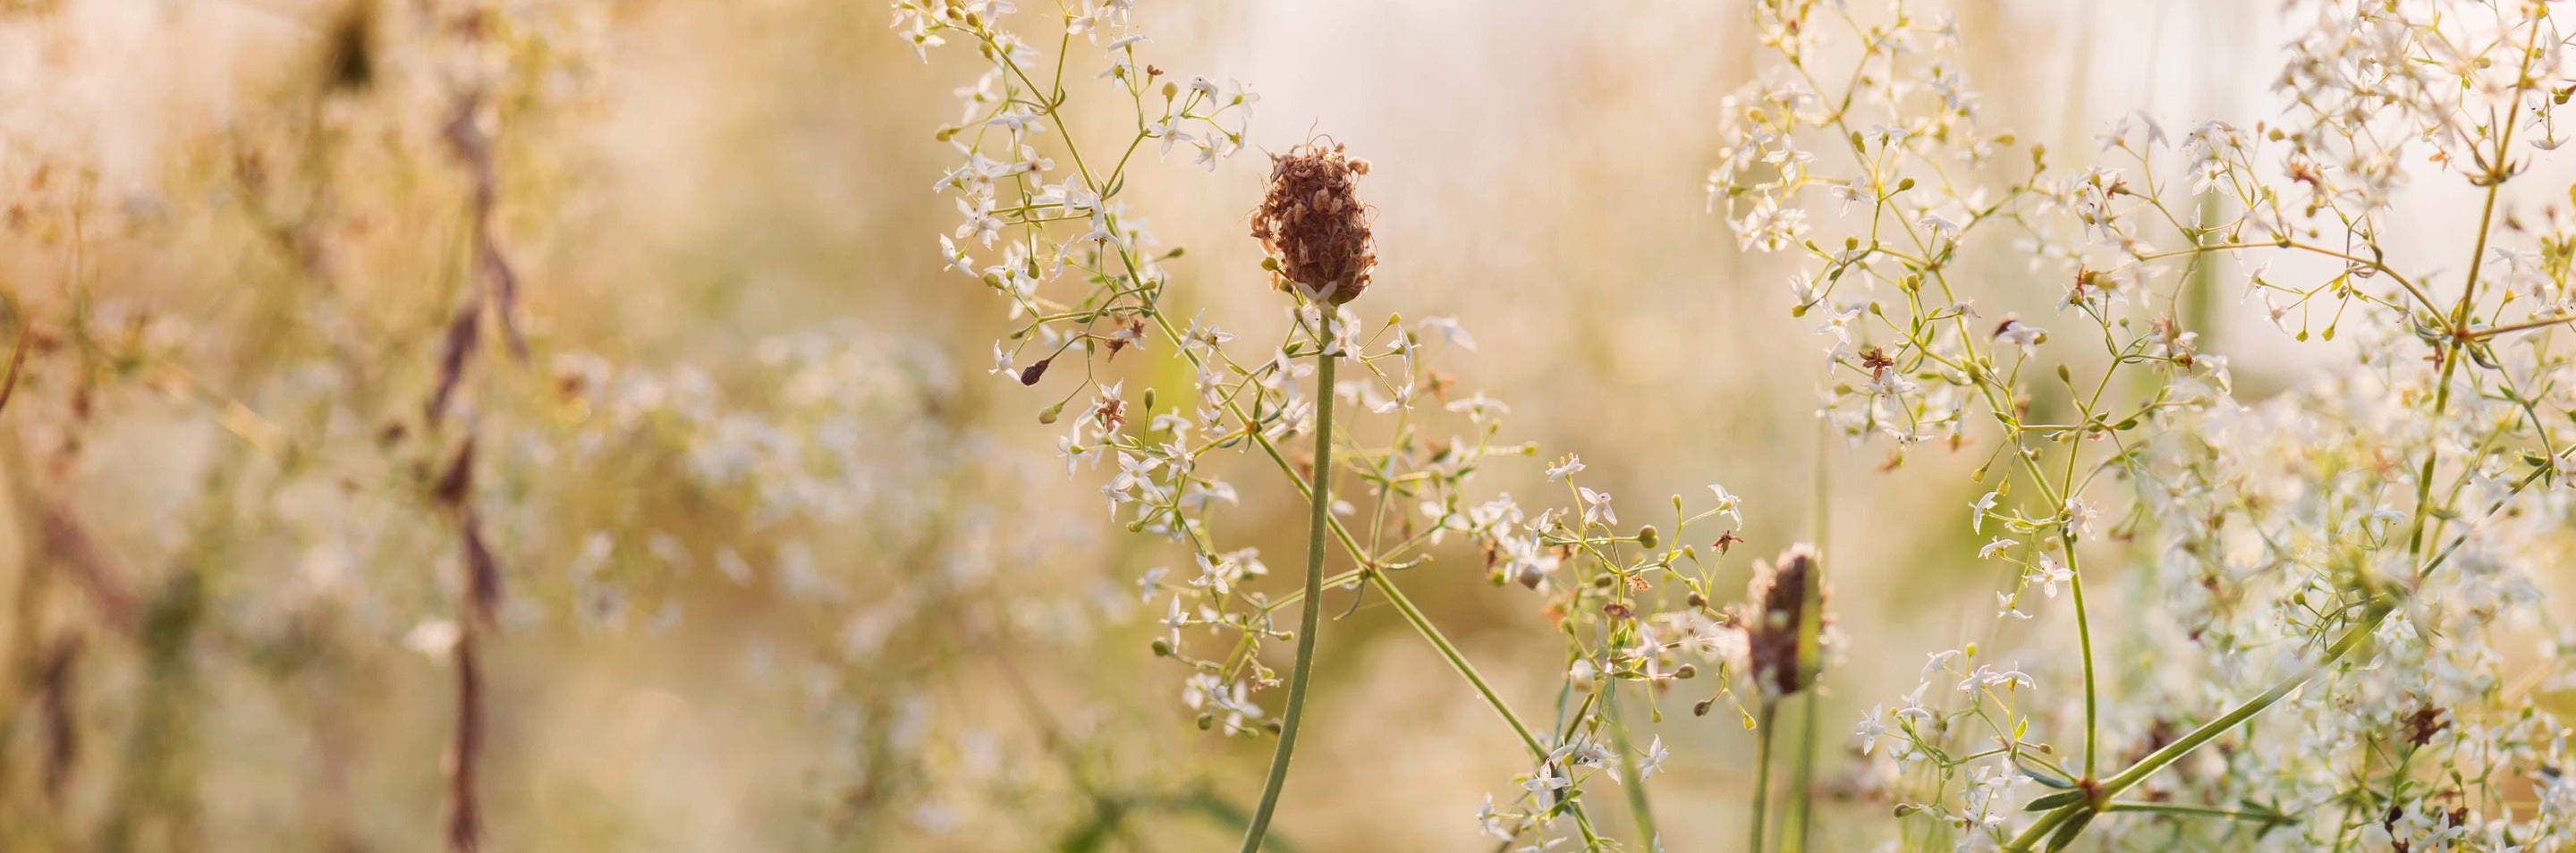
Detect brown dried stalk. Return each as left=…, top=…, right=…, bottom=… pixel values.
left=445, top=631, right=486, bottom=853
left=428, top=87, right=528, bottom=424
left=36, top=634, right=79, bottom=803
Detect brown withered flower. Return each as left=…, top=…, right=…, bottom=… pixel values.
left=1250, top=141, right=1376, bottom=304
left=1741, top=544, right=1828, bottom=697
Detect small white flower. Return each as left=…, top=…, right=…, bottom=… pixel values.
left=402, top=619, right=462, bottom=657
left=1993, top=315, right=2046, bottom=353
left=1637, top=736, right=1669, bottom=780
left=2031, top=553, right=2073, bottom=598
left=2062, top=497, right=2098, bottom=539
left=1707, top=484, right=1742, bottom=524
left=1419, top=316, right=1478, bottom=350
left=1855, top=705, right=1890, bottom=756
left=1521, top=765, right=1570, bottom=794
left=1546, top=454, right=1586, bottom=482
left=937, top=234, right=976, bottom=274
left=1579, top=487, right=1617, bottom=527
left=1970, top=491, right=2000, bottom=532
left=1476, top=794, right=1513, bottom=840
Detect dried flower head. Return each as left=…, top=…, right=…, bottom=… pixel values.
left=1741, top=543, right=1826, bottom=697
left=1251, top=140, right=1376, bottom=304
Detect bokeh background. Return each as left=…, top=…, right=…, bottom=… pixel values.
left=0, top=1, right=2521, bottom=850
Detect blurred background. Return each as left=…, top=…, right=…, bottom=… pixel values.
left=0, top=0, right=2518, bottom=850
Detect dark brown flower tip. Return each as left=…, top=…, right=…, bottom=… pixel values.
left=1250, top=140, right=1376, bottom=305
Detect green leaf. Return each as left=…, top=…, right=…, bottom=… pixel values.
left=2017, top=760, right=2073, bottom=790
left=2043, top=810, right=2096, bottom=851
left=2024, top=789, right=2086, bottom=812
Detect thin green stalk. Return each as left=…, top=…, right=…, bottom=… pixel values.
left=2004, top=601, right=2391, bottom=851
left=1785, top=693, right=1821, bottom=853
left=1751, top=699, right=1778, bottom=853
left=2099, top=600, right=2386, bottom=795
left=2064, top=548, right=2098, bottom=781
left=2101, top=801, right=2286, bottom=823
left=1784, top=420, right=1829, bottom=851
left=1236, top=323, right=1336, bottom=853
left=1369, top=569, right=1604, bottom=844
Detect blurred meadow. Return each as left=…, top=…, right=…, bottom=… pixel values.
left=2, top=1, right=2572, bottom=851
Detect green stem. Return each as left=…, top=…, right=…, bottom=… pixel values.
left=2099, top=602, right=2385, bottom=795
left=1369, top=569, right=1604, bottom=844
left=1751, top=699, right=1777, bottom=853
left=2101, top=801, right=2284, bottom=823
left=2064, top=547, right=2098, bottom=781
left=1236, top=323, right=1336, bottom=853
left=2004, top=601, right=2390, bottom=850
left=1785, top=692, right=1820, bottom=853
left=1785, top=424, right=1828, bottom=851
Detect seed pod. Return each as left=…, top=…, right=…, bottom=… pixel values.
left=1250, top=141, right=1377, bottom=305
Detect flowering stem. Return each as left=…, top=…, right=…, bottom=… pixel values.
left=1137, top=308, right=1602, bottom=842
left=1237, top=322, right=1337, bottom=853
left=1750, top=698, right=1777, bottom=853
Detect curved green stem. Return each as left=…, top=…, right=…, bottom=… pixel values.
left=1237, top=323, right=1336, bottom=853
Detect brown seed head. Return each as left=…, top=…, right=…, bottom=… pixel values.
left=1251, top=140, right=1376, bottom=304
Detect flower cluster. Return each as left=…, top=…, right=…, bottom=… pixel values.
left=1716, top=0, right=2576, bottom=849
left=899, top=4, right=1809, bottom=849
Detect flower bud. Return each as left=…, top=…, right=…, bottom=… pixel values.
left=1569, top=659, right=1599, bottom=693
